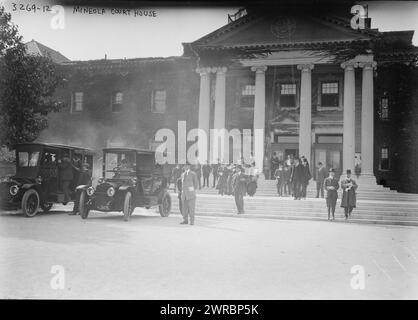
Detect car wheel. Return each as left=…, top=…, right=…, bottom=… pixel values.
left=79, top=191, right=90, bottom=219
left=123, top=191, right=133, bottom=221
left=21, top=189, right=40, bottom=217
left=159, top=191, right=171, bottom=217
left=40, top=202, right=53, bottom=212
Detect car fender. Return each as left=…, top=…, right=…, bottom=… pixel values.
left=76, top=185, right=90, bottom=191
left=21, top=183, right=40, bottom=191
left=119, top=185, right=134, bottom=192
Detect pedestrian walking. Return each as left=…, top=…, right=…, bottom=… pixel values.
left=58, top=153, right=74, bottom=205
left=71, top=162, right=92, bottom=215
left=324, top=168, right=339, bottom=220
left=232, top=166, right=247, bottom=214
left=202, top=161, right=211, bottom=188
left=216, top=164, right=228, bottom=195
left=211, top=159, right=220, bottom=188
left=180, top=164, right=199, bottom=225
left=176, top=176, right=183, bottom=217
left=301, top=158, right=312, bottom=199
left=274, top=164, right=285, bottom=196
left=193, top=162, right=202, bottom=190
left=316, top=162, right=327, bottom=198
left=341, top=169, right=358, bottom=220
left=290, top=158, right=304, bottom=200
left=283, top=163, right=291, bottom=196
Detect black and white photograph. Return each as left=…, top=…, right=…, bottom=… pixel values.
left=1, top=0, right=418, bottom=305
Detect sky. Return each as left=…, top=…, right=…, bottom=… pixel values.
left=1, top=0, right=417, bottom=61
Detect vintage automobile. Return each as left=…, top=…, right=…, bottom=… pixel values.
left=0, top=143, right=94, bottom=217
left=78, top=148, right=171, bottom=221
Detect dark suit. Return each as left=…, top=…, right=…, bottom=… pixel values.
left=232, top=172, right=247, bottom=213
left=211, top=163, right=220, bottom=187
left=324, top=176, right=339, bottom=219
left=341, top=177, right=358, bottom=218
left=202, top=164, right=211, bottom=188
left=72, top=169, right=91, bottom=214
left=180, top=170, right=199, bottom=224
left=59, top=157, right=74, bottom=203
left=176, top=177, right=183, bottom=215
left=316, top=166, right=328, bottom=198
left=301, top=163, right=312, bottom=198
left=290, top=164, right=304, bottom=199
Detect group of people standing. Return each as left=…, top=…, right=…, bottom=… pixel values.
left=272, top=153, right=312, bottom=200
left=175, top=162, right=253, bottom=224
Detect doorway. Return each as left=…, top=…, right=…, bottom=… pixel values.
left=314, top=144, right=342, bottom=179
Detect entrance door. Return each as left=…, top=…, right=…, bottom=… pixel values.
left=314, top=145, right=342, bottom=179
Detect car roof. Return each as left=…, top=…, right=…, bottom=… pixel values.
left=14, top=142, right=95, bottom=153
left=103, top=148, right=155, bottom=154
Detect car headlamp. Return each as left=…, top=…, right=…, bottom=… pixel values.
left=107, top=186, right=115, bottom=197
left=1, top=176, right=11, bottom=183
left=9, top=185, right=19, bottom=196
left=86, top=187, right=95, bottom=196
left=98, top=178, right=104, bottom=184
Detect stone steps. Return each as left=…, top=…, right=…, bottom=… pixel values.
left=168, top=191, right=418, bottom=226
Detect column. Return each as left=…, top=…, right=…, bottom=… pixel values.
left=341, top=61, right=357, bottom=173
left=297, top=64, right=314, bottom=165
left=196, top=67, right=211, bottom=162
left=213, top=67, right=227, bottom=162
left=251, top=65, right=267, bottom=170
left=359, top=61, right=377, bottom=180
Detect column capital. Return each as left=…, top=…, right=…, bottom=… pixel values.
left=297, top=63, right=314, bottom=72
left=212, top=66, right=228, bottom=74
left=195, top=67, right=212, bottom=75
left=358, top=61, right=377, bottom=70
left=341, top=61, right=358, bottom=70
left=251, top=65, right=268, bottom=74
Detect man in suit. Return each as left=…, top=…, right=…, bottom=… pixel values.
left=193, top=162, right=202, bottom=190
left=58, top=153, right=74, bottom=205
left=211, top=159, right=220, bottom=188
left=316, top=162, right=327, bottom=198
left=176, top=175, right=183, bottom=217
left=324, top=168, right=340, bottom=220
left=232, top=166, right=247, bottom=214
left=180, top=163, right=199, bottom=225
left=301, top=157, right=312, bottom=199
left=290, top=158, right=304, bottom=200
left=71, top=163, right=92, bottom=215
left=341, top=169, right=358, bottom=220
left=202, top=161, right=212, bottom=188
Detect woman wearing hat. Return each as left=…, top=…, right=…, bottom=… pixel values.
left=340, top=169, right=358, bottom=220
left=324, top=168, right=339, bottom=220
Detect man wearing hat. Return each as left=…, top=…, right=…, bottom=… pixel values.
left=232, top=166, right=247, bottom=214
left=324, top=168, right=339, bottom=220
left=71, top=162, right=92, bottom=215
left=340, top=169, right=358, bottom=220
left=180, top=163, right=199, bottom=225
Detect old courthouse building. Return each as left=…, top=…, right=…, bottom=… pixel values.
left=37, top=4, right=418, bottom=193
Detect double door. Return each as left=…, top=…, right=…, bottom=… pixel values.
left=314, top=144, right=342, bottom=180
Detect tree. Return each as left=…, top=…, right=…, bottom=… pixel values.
left=0, top=5, right=64, bottom=148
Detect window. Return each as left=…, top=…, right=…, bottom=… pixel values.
left=279, top=83, right=297, bottom=108
left=380, top=97, right=389, bottom=120
left=152, top=90, right=166, bottom=113
left=71, top=92, right=84, bottom=112
left=321, top=81, right=339, bottom=107
left=240, top=84, right=255, bottom=108
left=18, top=151, right=40, bottom=167
left=380, top=147, right=389, bottom=170
left=112, top=91, right=123, bottom=113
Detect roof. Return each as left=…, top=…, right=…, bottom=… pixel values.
left=13, top=142, right=94, bottom=153
left=189, top=9, right=380, bottom=52
left=103, top=148, right=155, bottom=154
left=25, top=40, right=70, bottom=63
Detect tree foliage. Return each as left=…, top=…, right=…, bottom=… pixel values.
left=0, top=6, right=64, bottom=148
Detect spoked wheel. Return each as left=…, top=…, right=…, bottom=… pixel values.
left=79, top=191, right=90, bottom=220
left=123, top=192, right=134, bottom=221
left=21, top=189, right=40, bottom=217
left=40, top=202, right=53, bottom=212
left=159, top=191, right=171, bottom=217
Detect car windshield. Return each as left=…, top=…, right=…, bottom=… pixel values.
left=104, top=152, right=136, bottom=179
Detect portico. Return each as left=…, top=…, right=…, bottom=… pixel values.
left=195, top=53, right=377, bottom=183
